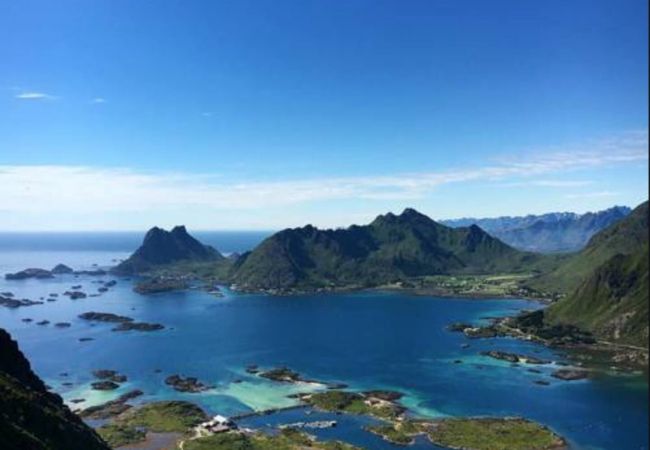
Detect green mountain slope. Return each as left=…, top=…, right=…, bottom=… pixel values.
left=527, top=201, right=649, bottom=295
left=113, top=225, right=224, bottom=274
left=232, top=208, right=547, bottom=291
left=0, top=329, right=111, bottom=450
left=545, top=242, right=648, bottom=347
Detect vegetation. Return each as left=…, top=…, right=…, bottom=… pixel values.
left=303, top=391, right=403, bottom=420
left=231, top=208, right=554, bottom=292
left=365, top=423, right=414, bottom=444
left=546, top=241, right=649, bottom=348
left=414, top=273, right=535, bottom=297
left=527, top=201, right=648, bottom=295
left=182, top=429, right=361, bottom=450
left=0, top=329, right=110, bottom=450
left=134, top=277, right=189, bottom=294
left=426, top=418, right=565, bottom=450
left=96, top=423, right=146, bottom=448
left=112, top=225, right=224, bottom=274
left=92, top=401, right=208, bottom=449
left=115, top=400, right=208, bottom=432
left=366, top=416, right=565, bottom=450
left=522, top=201, right=649, bottom=349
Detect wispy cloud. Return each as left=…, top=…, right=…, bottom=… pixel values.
left=14, top=91, right=57, bottom=100
left=565, top=191, right=619, bottom=199
left=499, top=180, right=594, bottom=188
left=91, top=97, right=106, bottom=104
left=0, top=131, right=646, bottom=217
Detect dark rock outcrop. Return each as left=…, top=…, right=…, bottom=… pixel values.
left=52, top=264, right=74, bottom=274
left=164, top=374, right=212, bottom=393
left=78, top=312, right=133, bottom=323
left=0, top=328, right=111, bottom=450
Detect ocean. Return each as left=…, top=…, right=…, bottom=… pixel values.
left=0, top=232, right=647, bottom=450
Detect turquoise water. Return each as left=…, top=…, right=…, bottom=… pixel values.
left=0, top=235, right=647, bottom=450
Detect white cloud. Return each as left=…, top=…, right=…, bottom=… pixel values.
left=499, top=180, right=593, bottom=188
left=0, top=130, right=646, bottom=229
left=0, top=131, right=646, bottom=215
left=14, top=92, right=57, bottom=100
left=565, top=191, right=619, bottom=199
left=92, top=97, right=106, bottom=104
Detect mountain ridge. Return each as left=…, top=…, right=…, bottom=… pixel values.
left=442, top=206, right=631, bottom=253
left=231, top=208, right=545, bottom=291
left=521, top=201, right=648, bottom=349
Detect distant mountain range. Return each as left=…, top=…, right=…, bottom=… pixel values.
left=230, top=208, right=544, bottom=291
left=528, top=201, right=648, bottom=348
left=0, top=328, right=110, bottom=450
left=442, top=206, right=631, bottom=253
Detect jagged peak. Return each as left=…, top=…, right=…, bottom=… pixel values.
left=171, top=225, right=188, bottom=235
left=372, top=207, right=436, bottom=226
left=143, top=225, right=191, bottom=239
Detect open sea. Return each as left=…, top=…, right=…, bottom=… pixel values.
left=0, top=232, right=647, bottom=450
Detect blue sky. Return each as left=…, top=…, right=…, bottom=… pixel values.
left=0, top=0, right=647, bottom=230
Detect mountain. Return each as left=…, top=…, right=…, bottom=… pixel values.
left=545, top=242, right=648, bottom=348
left=527, top=201, right=648, bottom=295
left=231, top=208, right=544, bottom=291
left=0, top=328, right=111, bottom=450
left=524, top=201, right=648, bottom=348
left=442, top=206, right=631, bottom=253
left=113, top=225, right=224, bottom=274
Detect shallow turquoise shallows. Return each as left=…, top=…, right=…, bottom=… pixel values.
left=0, top=235, right=647, bottom=450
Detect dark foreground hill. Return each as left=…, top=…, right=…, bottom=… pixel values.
left=443, top=206, right=631, bottom=253
left=113, top=225, right=224, bottom=274
left=231, top=208, right=546, bottom=291
left=0, top=328, right=111, bottom=450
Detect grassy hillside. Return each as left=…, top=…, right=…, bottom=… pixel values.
left=0, top=329, right=110, bottom=450
left=232, top=208, right=552, bottom=291
left=526, top=201, right=648, bottom=295
left=545, top=241, right=648, bottom=347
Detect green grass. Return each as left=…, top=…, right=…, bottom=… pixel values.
left=303, top=391, right=402, bottom=420
left=116, top=401, right=207, bottom=433
left=545, top=241, right=649, bottom=348
left=94, top=401, right=207, bottom=449
left=96, top=423, right=146, bottom=448
left=419, top=273, right=535, bottom=297
left=181, top=429, right=361, bottom=450
left=365, top=424, right=414, bottom=444
left=426, top=418, right=565, bottom=450
left=527, top=201, right=648, bottom=296
left=146, top=259, right=233, bottom=281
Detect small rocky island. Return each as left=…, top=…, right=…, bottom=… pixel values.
left=164, top=374, right=213, bottom=393
left=0, top=295, right=43, bottom=308
left=78, top=311, right=164, bottom=332
left=5, top=268, right=54, bottom=280
left=134, top=276, right=188, bottom=295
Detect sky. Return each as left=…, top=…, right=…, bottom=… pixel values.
left=0, top=0, right=648, bottom=231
